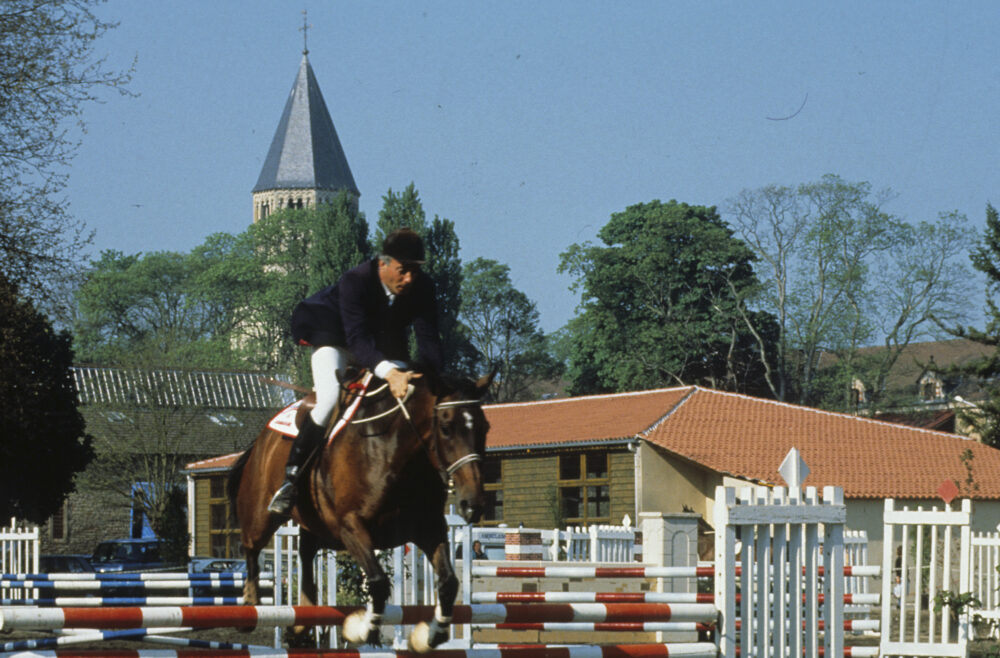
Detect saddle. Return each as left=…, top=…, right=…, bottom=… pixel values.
left=267, top=368, right=370, bottom=440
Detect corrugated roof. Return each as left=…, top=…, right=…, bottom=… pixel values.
left=253, top=54, right=359, bottom=195
left=73, top=366, right=294, bottom=410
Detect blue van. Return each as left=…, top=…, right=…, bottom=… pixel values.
left=91, top=538, right=169, bottom=573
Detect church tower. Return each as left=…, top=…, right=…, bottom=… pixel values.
left=252, top=39, right=359, bottom=222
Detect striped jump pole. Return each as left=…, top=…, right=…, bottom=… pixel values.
left=471, top=591, right=878, bottom=606
left=0, top=579, right=263, bottom=591
left=472, top=593, right=714, bottom=604
left=0, top=596, right=272, bottom=607
left=472, top=565, right=879, bottom=579
left=0, top=573, right=263, bottom=582
left=0, top=643, right=721, bottom=658
left=1, top=627, right=267, bottom=653
left=472, top=566, right=714, bottom=579
left=0, top=603, right=718, bottom=632
left=471, top=622, right=715, bottom=633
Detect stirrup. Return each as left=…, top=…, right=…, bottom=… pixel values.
left=267, top=481, right=297, bottom=516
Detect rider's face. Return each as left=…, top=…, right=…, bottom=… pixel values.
left=379, top=257, right=418, bottom=295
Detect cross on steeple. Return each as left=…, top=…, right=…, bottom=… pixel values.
left=300, top=10, right=311, bottom=55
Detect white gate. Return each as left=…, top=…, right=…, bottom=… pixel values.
left=714, top=485, right=847, bottom=658
left=880, top=498, right=972, bottom=658
left=0, top=519, right=39, bottom=603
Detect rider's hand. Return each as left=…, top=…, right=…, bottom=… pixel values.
left=386, top=368, right=421, bottom=399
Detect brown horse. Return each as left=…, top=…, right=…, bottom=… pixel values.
left=226, top=370, right=492, bottom=651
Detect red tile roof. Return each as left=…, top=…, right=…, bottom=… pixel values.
left=188, top=386, right=1000, bottom=501
left=484, top=388, right=692, bottom=448
left=185, top=452, right=241, bottom=472
left=485, top=386, right=1000, bottom=500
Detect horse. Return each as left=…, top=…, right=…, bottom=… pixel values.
left=226, top=369, right=493, bottom=652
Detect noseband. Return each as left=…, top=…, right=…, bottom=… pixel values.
left=433, top=399, right=484, bottom=481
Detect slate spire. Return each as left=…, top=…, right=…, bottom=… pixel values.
left=252, top=53, right=359, bottom=220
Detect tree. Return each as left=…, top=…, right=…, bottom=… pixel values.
left=944, top=203, right=1000, bottom=446
left=74, top=249, right=241, bottom=367
left=0, top=0, right=132, bottom=305
left=0, top=274, right=94, bottom=522
left=726, top=175, right=971, bottom=407
left=460, top=258, right=563, bottom=401
left=376, top=184, right=474, bottom=373
left=78, top=363, right=248, bottom=560
left=559, top=200, right=776, bottom=396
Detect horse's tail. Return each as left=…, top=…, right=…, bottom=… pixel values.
left=226, top=442, right=255, bottom=518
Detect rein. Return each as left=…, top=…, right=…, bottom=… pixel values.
left=350, top=387, right=482, bottom=486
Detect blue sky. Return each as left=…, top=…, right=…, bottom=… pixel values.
left=68, top=2, right=1000, bottom=332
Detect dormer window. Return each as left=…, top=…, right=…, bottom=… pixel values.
left=919, top=373, right=943, bottom=402
left=850, top=378, right=867, bottom=407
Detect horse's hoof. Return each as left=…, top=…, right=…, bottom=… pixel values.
left=285, top=626, right=315, bottom=648
left=409, top=619, right=449, bottom=653
left=408, top=621, right=433, bottom=654
left=343, top=610, right=381, bottom=646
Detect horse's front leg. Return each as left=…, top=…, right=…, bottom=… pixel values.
left=339, top=516, right=390, bottom=647
left=408, top=536, right=457, bottom=653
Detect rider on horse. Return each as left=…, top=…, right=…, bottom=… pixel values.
left=268, top=227, right=445, bottom=517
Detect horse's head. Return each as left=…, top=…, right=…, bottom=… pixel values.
left=426, top=370, right=495, bottom=524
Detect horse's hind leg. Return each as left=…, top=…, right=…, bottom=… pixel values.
left=286, top=532, right=321, bottom=647
left=408, top=534, right=457, bottom=653
left=243, top=546, right=262, bottom=605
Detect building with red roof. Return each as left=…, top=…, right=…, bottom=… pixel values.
left=186, top=385, right=1000, bottom=561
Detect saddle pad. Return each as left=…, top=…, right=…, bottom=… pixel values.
left=267, top=399, right=303, bottom=437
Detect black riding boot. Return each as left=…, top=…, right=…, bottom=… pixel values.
left=267, top=415, right=326, bottom=516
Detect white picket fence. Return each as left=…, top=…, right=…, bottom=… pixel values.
left=0, top=519, right=40, bottom=604
left=544, top=523, right=639, bottom=562
left=970, top=529, right=1000, bottom=633
left=881, top=498, right=972, bottom=658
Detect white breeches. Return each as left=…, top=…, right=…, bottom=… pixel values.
left=310, top=346, right=349, bottom=426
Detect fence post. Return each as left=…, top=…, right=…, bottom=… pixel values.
left=823, top=486, right=845, bottom=658
left=714, top=488, right=737, bottom=658
left=504, top=527, right=543, bottom=561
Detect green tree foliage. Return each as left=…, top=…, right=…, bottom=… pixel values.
left=727, top=175, right=971, bottom=408
left=376, top=184, right=475, bottom=373
left=460, top=258, right=563, bottom=401
left=945, top=203, right=1000, bottom=446
left=235, top=196, right=370, bottom=378
left=559, top=200, right=776, bottom=396
left=0, top=275, right=94, bottom=522
left=74, top=249, right=240, bottom=366
left=306, top=192, right=371, bottom=295
left=75, top=195, right=370, bottom=379
left=0, top=0, right=132, bottom=304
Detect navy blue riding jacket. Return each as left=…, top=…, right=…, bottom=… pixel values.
left=290, top=259, right=444, bottom=373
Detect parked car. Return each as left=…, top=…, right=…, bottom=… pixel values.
left=38, top=554, right=94, bottom=573
left=90, top=538, right=169, bottom=573
left=189, top=556, right=247, bottom=574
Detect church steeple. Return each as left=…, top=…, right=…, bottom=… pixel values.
left=252, top=47, right=359, bottom=222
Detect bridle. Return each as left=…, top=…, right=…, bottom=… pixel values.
left=432, top=399, right=484, bottom=483
left=350, top=387, right=483, bottom=487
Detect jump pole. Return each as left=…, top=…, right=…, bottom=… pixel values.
left=0, top=603, right=717, bottom=632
